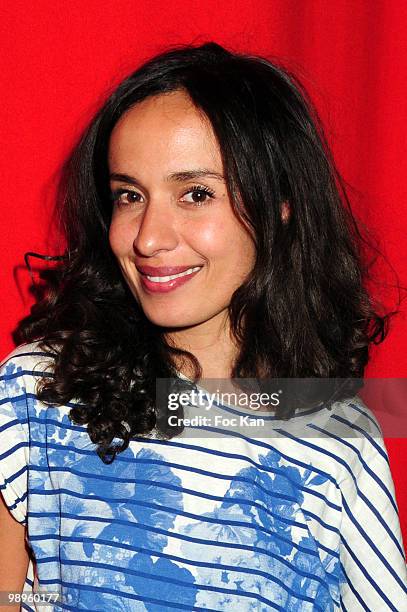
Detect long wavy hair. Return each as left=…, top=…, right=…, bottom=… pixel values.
left=14, top=41, right=397, bottom=463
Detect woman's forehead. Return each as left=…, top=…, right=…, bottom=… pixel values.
left=108, top=92, right=221, bottom=174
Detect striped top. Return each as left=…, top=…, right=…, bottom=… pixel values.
left=0, top=342, right=406, bottom=611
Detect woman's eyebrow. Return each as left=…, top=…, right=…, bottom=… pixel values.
left=109, top=173, right=140, bottom=186
left=109, top=169, right=225, bottom=185
left=165, top=169, right=225, bottom=182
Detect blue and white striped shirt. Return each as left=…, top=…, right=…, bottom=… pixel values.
left=0, top=342, right=406, bottom=611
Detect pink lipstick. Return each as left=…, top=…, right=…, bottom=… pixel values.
left=137, top=264, right=203, bottom=294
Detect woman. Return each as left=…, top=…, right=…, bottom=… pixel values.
left=0, top=42, right=406, bottom=611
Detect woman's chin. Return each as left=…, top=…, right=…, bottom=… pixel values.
left=142, top=309, right=203, bottom=329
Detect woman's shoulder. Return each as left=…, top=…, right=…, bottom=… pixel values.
left=294, top=394, right=390, bottom=486
left=276, top=392, right=384, bottom=446
left=268, top=393, right=388, bottom=486
left=0, top=340, right=57, bottom=395
left=0, top=339, right=57, bottom=368
left=325, top=394, right=383, bottom=441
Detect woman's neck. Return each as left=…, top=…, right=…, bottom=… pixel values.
left=164, top=311, right=239, bottom=381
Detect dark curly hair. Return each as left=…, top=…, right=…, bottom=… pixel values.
left=13, top=41, right=398, bottom=463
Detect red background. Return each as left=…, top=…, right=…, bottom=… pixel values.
left=1, top=1, right=406, bottom=547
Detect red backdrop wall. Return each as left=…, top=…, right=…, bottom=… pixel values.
left=1, top=1, right=406, bottom=547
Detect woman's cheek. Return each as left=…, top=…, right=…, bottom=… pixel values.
left=191, top=218, right=223, bottom=253
left=109, top=218, right=133, bottom=257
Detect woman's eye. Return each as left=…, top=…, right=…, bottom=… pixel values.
left=180, top=186, right=215, bottom=206
left=111, top=189, right=143, bottom=207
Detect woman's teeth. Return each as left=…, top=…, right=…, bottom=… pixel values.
left=145, top=266, right=201, bottom=283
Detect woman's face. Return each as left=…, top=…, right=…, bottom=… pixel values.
left=108, top=90, right=256, bottom=330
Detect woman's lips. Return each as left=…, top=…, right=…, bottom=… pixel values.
left=139, top=266, right=202, bottom=293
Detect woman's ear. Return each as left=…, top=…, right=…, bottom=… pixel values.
left=280, top=200, right=291, bottom=224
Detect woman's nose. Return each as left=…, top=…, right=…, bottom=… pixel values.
left=133, top=198, right=178, bottom=257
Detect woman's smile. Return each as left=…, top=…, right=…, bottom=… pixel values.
left=139, top=264, right=203, bottom=293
